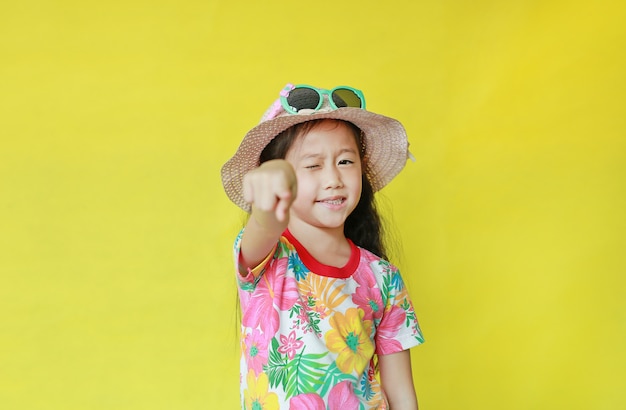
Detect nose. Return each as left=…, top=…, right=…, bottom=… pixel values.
left=323, top=165, right=343, bottom=189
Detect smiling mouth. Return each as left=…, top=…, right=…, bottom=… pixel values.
left=318, top=198, right=345, bottom=205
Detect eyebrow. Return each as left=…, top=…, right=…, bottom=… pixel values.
left=298, top=148, right=358, bottom=160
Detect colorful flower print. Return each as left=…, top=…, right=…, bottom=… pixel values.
left=266, top=337, right=329, bottom=398
left=243, top=259, right=299, bottom=336
left=244, top=329, right=269, bottom=376
left=325, top=308, right=374, bottom=374
left=243, top=370, right=279, bottom=410
left=288, top=381, right=360, bottom=410
left=289, top=393, right=325, bottom=410
left=288, top=253, right=309, bottom=281
left=289, top=297, right=324, bottom=336
left=363, top=366, right=385, bottom=407
left=327, top=380, right=361, bottom=410
left=277, top=330, right=304, bottom=360
left=359, top=365, right=375, bottom=401
left=352, top=272, right=384, bottom=322
left=375, top=305, right=406, bottom=354
left=298, top=275, right=350, bottom=316
left=235, top=233, right=424, bottom=409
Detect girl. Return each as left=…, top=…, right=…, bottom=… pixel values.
left=221, top=84, right=424, bottom=409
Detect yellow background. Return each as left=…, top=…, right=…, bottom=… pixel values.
left=1, top=0, right=624, bottom=408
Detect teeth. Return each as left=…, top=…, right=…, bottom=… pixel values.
left=324, top=199, right=343, bottom=205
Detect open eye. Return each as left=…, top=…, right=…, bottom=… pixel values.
left=338, top=159, right=354, bottom=165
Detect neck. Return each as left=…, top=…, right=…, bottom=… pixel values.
left=286, top=222, right=351, bottom=268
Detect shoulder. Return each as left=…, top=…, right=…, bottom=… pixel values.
left=277, top=233, right=298, bottom=257
left=357, top=246, right=399, bottom=273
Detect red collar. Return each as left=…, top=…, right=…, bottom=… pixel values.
left=283, top=230, right=360, bottom=279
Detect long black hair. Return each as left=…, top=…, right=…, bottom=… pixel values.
left=259, top=119, right=388, bottom=260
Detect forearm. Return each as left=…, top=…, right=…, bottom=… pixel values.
left=387, top=394, right=418, bottom=410
left=239, top=206, right=287, bottom=274
left=379, top=350, right=418, bottom=410
left=385, top=385, right=418, bottom=410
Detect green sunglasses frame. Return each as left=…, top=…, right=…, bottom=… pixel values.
left=279, top=84, right=366, bottom=114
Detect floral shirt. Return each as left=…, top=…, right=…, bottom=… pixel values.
left=234, top=230, right=424, bottom=410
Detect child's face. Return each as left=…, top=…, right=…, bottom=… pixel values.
left=284, top=120, right=362, bottom=233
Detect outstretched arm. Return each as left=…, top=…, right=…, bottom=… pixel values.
left=379, top=349, right=418, bottom=410
left=239, top=159, right=297, bottom=275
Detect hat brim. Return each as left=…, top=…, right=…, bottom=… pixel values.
left=221, top=107, right=408, bottom=212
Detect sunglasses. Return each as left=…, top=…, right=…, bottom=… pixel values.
left=279, top=84, right=366, bottom=114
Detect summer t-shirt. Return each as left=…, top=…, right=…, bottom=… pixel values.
left=234, top=230, right=424, bottom=409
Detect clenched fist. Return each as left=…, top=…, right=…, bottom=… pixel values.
left=242, top=159, right=298, bottom=223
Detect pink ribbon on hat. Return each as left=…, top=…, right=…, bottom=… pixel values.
left=261, top=83, right=295, bottom=122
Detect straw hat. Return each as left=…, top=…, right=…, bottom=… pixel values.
left=221, top=84, right=412, bottom=212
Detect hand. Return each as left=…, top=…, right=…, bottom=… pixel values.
left=239, top=160, right=297, bottom=275
left=242, top=159, right=297, bottom=224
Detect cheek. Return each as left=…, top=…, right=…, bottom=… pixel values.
left=293, top=172, right=316, bottom=197
left=350, top=169, right=363, bottom=188
left=354, top=178, right=363, bottom=198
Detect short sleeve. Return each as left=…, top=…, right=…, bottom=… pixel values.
left=372, top=260, right=424, bottom=355
left=233, top=229, right=278, bottom=291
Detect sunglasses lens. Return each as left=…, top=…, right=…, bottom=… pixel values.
left=286, top=88, right=322, bottom=112
left=331, top=88, right=363, bottom=108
